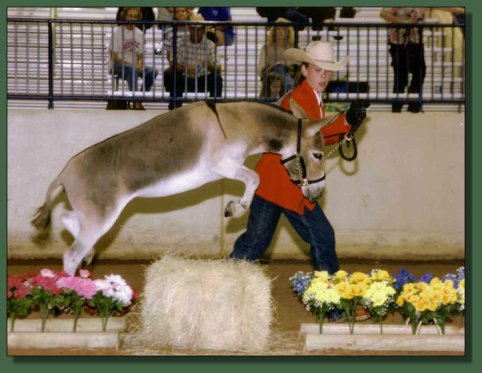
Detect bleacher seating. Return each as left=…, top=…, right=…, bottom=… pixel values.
left=7, top=7, right=464, bottom=111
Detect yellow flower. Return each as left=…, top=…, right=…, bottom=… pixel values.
left=335, top=282, right=354, bottom=299
left=334, top=270, right=348, bottom=282
left=350, top=272, right=371, bottom=285
left=314, top=270, right=330, bottom=282
left=324, top=288, right=341, bottom=304
left=414, top=297, right=429, bottom=312
left=350, top=282, right=368, bottom=298
left=371, top=269, right=393, bottom=283
left=426, top=300, right=438, bottom=312
left=396, top=295, right=405, bottom=307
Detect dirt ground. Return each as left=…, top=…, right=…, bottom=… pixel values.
left=7, top=258, right=465, bottom=357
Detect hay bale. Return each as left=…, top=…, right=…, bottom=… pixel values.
left=137, top=256, right=273, bottom=352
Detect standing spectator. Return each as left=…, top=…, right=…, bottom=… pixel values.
left=380, top=7, right=427, bottom=113
left=230, top=41, right=367, bottom=300
left=109, top=7, right=158, bottom=110
left=163, top=14, right=223, bottom=110
left=198, top=7, right=235, bottom=46
left=258, top=18, right=296, bottom=94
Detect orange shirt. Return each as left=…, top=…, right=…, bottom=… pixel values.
left=255, top=80, right=351, bottom=214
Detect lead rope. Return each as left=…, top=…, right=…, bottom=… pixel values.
left=324, top=133, right=355, bottom=160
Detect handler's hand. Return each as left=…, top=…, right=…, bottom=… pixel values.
left=346, top=99, right=370, bottom=133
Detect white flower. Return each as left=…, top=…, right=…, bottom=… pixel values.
left=40, top=268, right=56, bottom=278
left=94, top=275, right=133, bottom=306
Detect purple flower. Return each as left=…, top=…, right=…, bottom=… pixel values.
left=416, top=273, right=434, bottom=284
left=393, top=269, right=416, bottom=290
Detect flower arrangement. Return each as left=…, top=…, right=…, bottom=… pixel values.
left=360, top=270, right=396, bottom=333
left=290, top=267, right=465, bottom=336
left=7, top=268, right=137, bottom=332
left=396, top=276, right=458, bottom=334
left=291, top=269, right=395, bottom=334
left=299, top=271, right=340, bottom=333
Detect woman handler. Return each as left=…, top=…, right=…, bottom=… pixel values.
left=230, top=41, right=367, bottom=275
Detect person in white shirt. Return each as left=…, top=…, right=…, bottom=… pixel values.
left=110, top=7, right=158, bottom=110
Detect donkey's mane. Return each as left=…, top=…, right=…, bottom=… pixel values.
left=263, top=102, right=294, bottom=116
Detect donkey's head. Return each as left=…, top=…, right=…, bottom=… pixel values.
left=280, top=99, right=343, bottom=202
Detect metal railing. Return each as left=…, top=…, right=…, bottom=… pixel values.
left=7, top=18, right=465, bottom=109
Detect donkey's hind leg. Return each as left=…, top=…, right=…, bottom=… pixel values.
left=63, top=226, right=104, bottom=276
left=61, top=211, right=80, bottom=237
left=61, top=211, right=94, bottom=268
left=62, top=198, right=129, bottom=275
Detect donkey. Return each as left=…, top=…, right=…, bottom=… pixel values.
left=32, top=101, right=340, bottom=275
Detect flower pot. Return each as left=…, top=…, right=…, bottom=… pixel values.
left=7, top=316, right=127, bottom=350
left=304, top=333, right=464, bottom=352
left=7, top=316, right=127, bottom=333
left=300, top=323, right=464, bottom=353
left=299, top=322, right=464, bottom=336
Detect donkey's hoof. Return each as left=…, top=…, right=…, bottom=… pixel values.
left=224, top=200, right=247, bottom=218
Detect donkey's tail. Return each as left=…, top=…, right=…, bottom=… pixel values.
left=31, top=174, right=64, bottom=235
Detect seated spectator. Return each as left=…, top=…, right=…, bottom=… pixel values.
left=259, top=71, right=285, bottom=100
left=198, top=7, right=235, bottom=46
left=110, top=7, right=158, bottom=110
left=163, top=14, right=223, bottom=110
left=116, top=7, right=155, bottom=32
left=258, top=18, right=296, bottom=94
left=157, top=7, right=174, bottom=22
left=161, top=7, right=192, bottom=61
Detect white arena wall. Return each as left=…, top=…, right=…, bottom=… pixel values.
left=7, top=108, right=465, bottom=261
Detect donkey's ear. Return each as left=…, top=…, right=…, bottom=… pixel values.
left=302, top=112, right=344, bottom=138
left=289, top=98, right=309, bottom=119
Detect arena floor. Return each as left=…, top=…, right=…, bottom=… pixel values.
left=7, top=258, right=465, bottom=357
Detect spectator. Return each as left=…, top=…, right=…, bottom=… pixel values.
left=339, top=7, right=357, bottom=18
left=259, top=71, right=285, bottom=99
left=157, top=7, right=174, bottom=22
left=258, top=18, right=296, bottom=94
left=301, top=7, right=336, bottom=31
left=116, top=7, right=155, bottom=32
left=163, top=13, right=223, bottom=110
left=109, top=7, right=158, bottom=110
left=380, top=7, right=427, bottom=113
left=430, top=7, right=464, bottom=77
left=198, top=7, right=235, bottom=46
left=230, top=41, right=368, bottom=308
left=161, top=7, right=192, bottom=62
left=256, top=7, right=288, bottom=23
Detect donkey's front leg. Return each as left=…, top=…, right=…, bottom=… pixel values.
left=211, top=159, right=260, bottom=218
left=224, top=166, right=260, bottom=217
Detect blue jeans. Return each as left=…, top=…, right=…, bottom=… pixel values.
left=230, top=195, right=339, bottom=273
left=112, top=63, right=158, bottom=92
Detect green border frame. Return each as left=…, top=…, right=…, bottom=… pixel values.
left=1, top=0, right=479, bottom=371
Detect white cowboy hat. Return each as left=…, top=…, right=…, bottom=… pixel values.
left=283, top=41, right=349, bottom=71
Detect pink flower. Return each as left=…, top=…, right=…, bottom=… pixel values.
left=31, top=275, right=62, bottom=295
left=7, top=275, right=32, bottom=299
left=57, top=276, right=97, bottom=300
left=79, top=269, right=91, bottom=279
